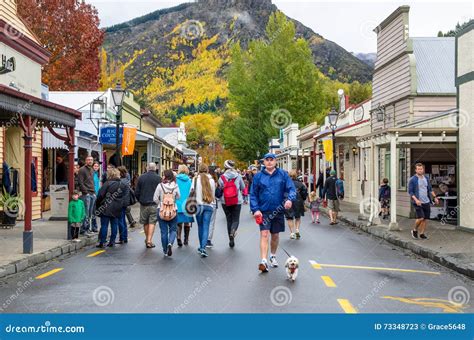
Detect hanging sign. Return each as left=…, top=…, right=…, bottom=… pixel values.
left=122, top=126, right=137, bottom=156
left=0, top=55, right=15, bottom=75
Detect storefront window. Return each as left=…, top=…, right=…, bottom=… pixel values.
left=398, top=148, right=407, bottom=189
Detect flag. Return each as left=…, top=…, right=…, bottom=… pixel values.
left=122, top=126, right=137, bottom=156
left=323, top=139, right=333, bottom=163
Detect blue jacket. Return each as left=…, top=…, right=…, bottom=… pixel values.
left=176, top=173, right=192, bottom=213
left=408, top=175, right=433, bottom=204
left=250, top=168, right=296, bottom=213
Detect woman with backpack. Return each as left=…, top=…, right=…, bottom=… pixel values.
left=192, top=164, right=215, bottom=257
left=285, top=170, right=308, bottom=239
left=218, top=160, right=245, bottom=248
left=176, top=165, right=193, bottom=247
left=153, top=169, right=181, bottom=257
left=95, top=168, right=127, bottom=248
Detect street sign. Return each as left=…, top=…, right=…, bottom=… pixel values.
left=353, top=105, right=364, bottom=122
left=100, top=126, right=123, bottom=145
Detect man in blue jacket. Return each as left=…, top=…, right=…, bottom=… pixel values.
left=250, top=153, right=296, bottom=273
left=408, top=163, right=439, bottom=240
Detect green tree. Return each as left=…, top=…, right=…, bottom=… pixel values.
left=222, top=11, right=327, bottom=161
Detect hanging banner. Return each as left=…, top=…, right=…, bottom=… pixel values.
left=122, top=126, right=137, bottom=156
left=323, top=139, right=333, bottom=162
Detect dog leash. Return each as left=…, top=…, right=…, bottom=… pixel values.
left=280, top=247, right=292, bottom=258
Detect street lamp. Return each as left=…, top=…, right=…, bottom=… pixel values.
left=111, top=82, right=126, bottom=166
left=328, top=107, right=339, bottom=175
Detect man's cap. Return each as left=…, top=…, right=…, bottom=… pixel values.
left=263, top=153, right=276, bottom=160
left=330, top=170, right=336, bottom=176
left=224, top=159, right=235, bottom=169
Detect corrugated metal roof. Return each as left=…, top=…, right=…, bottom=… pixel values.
left=412, top=37, right=456, bottom=94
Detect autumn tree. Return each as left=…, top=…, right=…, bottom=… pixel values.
left=99, top=48, right=126, bottom=90
left=18, top=0, right=104, bottom=91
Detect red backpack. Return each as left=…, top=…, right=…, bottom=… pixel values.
left=221, top=175, right=239, bottom=206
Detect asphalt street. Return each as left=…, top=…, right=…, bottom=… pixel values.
left=0, top=204, right=472, bottom=313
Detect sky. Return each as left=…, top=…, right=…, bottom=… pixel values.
left=87, top=0, right=473, bottom=53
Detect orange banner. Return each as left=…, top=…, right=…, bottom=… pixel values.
left=122, top=126, right=137, bottom=156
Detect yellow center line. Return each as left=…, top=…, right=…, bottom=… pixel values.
left=321, top=276, right=337, bottom=287
left=35, top=268, right=64, bottom=280
left=309, top=260, right=440, bottom=275
left=87, top=250, right=105, bottom=257
left=338, top=299, right=358, bottom=314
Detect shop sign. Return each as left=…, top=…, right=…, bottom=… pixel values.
left=353, top=105, right=364, bottom=122
left=100, top=126, right=123, bottom=145
left=0, top=55, right=15, bottom=74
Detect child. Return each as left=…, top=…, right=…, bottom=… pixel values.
left=68, top=190, right=86, bottom=241
left=378, top=178, right=391, bottom=219
left=242, top=179, right=249, bottom=205
left=309, top=191, right=322, bottom=224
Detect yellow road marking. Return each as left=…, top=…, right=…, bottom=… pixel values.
left=87, top=250, right=105, bottom=257
left=382, top=296, right=467, bottom=313
left=35, top=268, right=64, bottom=280
left=321, top=276, right=337, bottom=287
left=337, top=299, right=357, bottom=314
left=309, top=261, right=439, bottom=275
left=309, top=260, right=321, bottom=269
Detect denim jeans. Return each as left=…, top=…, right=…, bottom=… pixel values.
left=118, top=208, right=128, bottom=241
left=99, top=216, right=118, bottom=244
left=195, top=205, right=214, bottom=251
left=207, top=207, right=217, bottom=241
left=157, top=212, right=177, bottom=252
left=81, top=193, right=97, bottom=232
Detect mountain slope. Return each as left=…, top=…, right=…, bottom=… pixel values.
left=103, top=0, right=373, bottom=118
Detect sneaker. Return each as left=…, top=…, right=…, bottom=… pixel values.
left=201, top=249, right=209, bottom=257
left=316, top=220, right=320, bottom=224
left=269, top=256, right=278, bottom=268
left=167, top=244, right=173, bottom=256
left=229, top=235, right=235, bottom=248
left=419, top=234, right=428, bottom=240
left=106, top=242, right=115, bottom=248
left=258, top=260, right=269, bottom=273
left=96, top=243, right=105, bottom=248
left=411, top=230, right=418, bottom=239
left=290, top=233, right=296, bottom=239
left=177, top=239, right=183, bottom=247
left=163, top=252, right=168, bottom=257
left=206, top=240, right=213, bottom=248
left=295, top=231, right=301, bottom=239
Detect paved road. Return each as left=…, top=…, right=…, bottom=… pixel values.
left=0, top=205, right=472, bottom=313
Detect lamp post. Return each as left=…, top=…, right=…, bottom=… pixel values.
left=111, top=82, right=126, bottom=166
left=328, top=107, right=339, bottom=175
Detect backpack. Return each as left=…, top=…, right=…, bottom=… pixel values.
left=381, top=185, right=391, bottom=199
left=221, top=175, right=239, bottom=206
left=336, top=179, right=344, bottom=199
left=159, top=184, right=177, bottom=221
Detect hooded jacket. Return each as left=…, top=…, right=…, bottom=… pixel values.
left=176, top=173, right=192, bottom=213
left=95, top=178, right=127, bottom=218
left=218, top=169, right=245, bottom=205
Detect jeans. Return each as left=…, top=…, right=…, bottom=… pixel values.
left=207, top=207, right=217, bottom=241
left=81, top=193, right=97, bottom=232
left=118, top=207, right=128, bottom=241
left=195, top=205, right=214, bottom=251
left=158, top=214, right=177, bottom=252
left=222, top=204, right=242, bottom=237
left=99, top=216, right=118, bottom=244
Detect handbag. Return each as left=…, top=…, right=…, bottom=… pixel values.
left=129, top=188, right=138, bottom=206
left=185, top=176, right=198, bottom=215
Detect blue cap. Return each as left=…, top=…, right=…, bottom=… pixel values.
left=263, top=153, right=276, bottom=160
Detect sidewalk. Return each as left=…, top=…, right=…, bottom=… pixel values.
left=0, top=207, right=140, bottom=279
left=321, top=201, right=474, bottom=278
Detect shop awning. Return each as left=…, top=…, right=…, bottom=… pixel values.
left=0, top=84, right=81, bottom=127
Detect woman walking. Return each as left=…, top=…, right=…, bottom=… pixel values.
left=176, top=165, right=193, bottom=246
left=117, top=166, right=131, bottom=244
left=154, top=169, right=180, bottom=257
left=95, top=168, right=127, bottom=248
left=192, top=164, right=215, bottom=257
left=218, top=160, right=245, bottom=248
left=206, top=168, right=219, bottom=248
left=285, top=170, right=308, bottom=239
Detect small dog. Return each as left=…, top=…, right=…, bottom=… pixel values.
left=284, top=256, right=299, bottom=282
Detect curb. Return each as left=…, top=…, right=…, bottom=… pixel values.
left=321, top=208, right=474, bottom=279
left=0, top=236, right=98, bottom=279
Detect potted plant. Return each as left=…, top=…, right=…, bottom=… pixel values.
left=0, top=190, right=23, bottom=226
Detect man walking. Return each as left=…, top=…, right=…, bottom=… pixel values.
left=408, top=163, right=439, bottom=239
left=250, top=153, right=296, bottom=273
left=78, top=156, right=97, bottom=234
left=323, top=170, right=340, bottom=225
left=135, top=163, right=162, bottom=248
